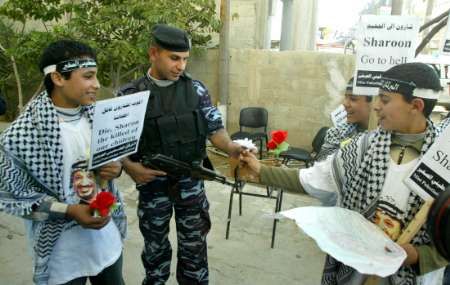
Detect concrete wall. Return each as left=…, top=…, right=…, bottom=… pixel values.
left=186, top=49, right=221, bottom=104
left=230, top=0, right=258, bottom=49
left=211, top=0, right=269, bottom=49
left=188, top=49, right=355, bottom=150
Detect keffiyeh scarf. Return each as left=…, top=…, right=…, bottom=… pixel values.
left=437, top=117, right=450, bottom=134
left=324, top=120, right=438, bottom=285
left=0, top=91, right=126, bottom=284
left=315, top=122, right=359, bottom=161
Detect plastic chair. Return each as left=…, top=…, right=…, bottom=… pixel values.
left=279, top=127, right=329, bottom=167
left=231, top=107, right=268, bottom=159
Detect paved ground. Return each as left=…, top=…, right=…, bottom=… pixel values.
left=0, top=127, right=326, bottom=284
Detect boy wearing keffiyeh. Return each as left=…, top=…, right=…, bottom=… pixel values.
left=0, top=40, right=126, bottom=285
left=316, top=77, right=372, bottom=161
left=241, top=62, right=448, bottom=284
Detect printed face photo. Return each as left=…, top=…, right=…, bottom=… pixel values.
left=71, top=161, right=97, bottom=203
left=373, top=209, right=402, bottom=241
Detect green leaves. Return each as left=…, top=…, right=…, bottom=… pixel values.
left=0, top=0, right=220, bottom=117
left=0, top=0, right=67, bottom=23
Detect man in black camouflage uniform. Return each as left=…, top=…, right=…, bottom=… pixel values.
left=117, top=24, right=241, bottom=285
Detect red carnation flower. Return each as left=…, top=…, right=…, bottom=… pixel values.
left=90, top=191, right=117, bottom=217
left=271, top=130, right=288, bottom=144
left=267, top=139, right=277, bottom=150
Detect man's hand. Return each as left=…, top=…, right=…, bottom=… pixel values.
left=239, top=150, right=262, bottom=181
left=97, top=161, right=122, bottom=181
left=400, top=243, right=419, bottom=266
left=210, top=129, right=259, bottom=157
left=123, top=158, right=166, bottom=184
left=227, top=141, right=244, bottom=158
left=66, top=204, right=110, bottom=229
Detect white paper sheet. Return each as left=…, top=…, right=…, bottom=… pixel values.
left=281, top=206, right=407, bottom=277
left=404, top=125, right=450, bottom=201
left=353, top=15, right=420, bottom=96
left=89, top=91, right=149, bottom=169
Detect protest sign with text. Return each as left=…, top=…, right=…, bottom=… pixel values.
left=404, top=126, right=450, bottom=201
left=89, top=91, right=150, bottom=169
left=330, top=104, right=347, bottom=127
left=354, top=15, right=420, bottom=95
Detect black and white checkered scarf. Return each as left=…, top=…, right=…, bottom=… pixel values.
left=323, top=120, right=438, bottom=285
left=316, top=122, right=359, bottom=161
left=437, top=117, right=450, bottom=134
left=0, top=91, right=126, bottom=284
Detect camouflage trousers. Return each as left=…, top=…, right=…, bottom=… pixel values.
left=137, top=176, right=211, bottom=285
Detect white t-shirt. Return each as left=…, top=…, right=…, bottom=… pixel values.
left=298, top=155, right=443, bottom=284
left=46, top=110, right=122, bottom=285
left=373, top=158, right=418, bottom=240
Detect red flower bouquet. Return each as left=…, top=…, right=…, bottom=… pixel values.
left=89, top=191, right=117, bottom=217
left=267, top=130, right=289, bottom=157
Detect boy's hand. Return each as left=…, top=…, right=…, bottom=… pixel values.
left=239, top=150, right=262, bottom=182
left=66, top=204, right=110, bottom=229
left=400, top=243, right=419, bottom=266
left=98, top=161, right=122, bottom=180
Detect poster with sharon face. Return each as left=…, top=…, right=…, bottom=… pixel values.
left=404, top=126, right=450, bottom=201
left=353, top=15, right=420, bottom=96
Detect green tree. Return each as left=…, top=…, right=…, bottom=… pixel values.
left=0, top=0, right=220, bottom=119
left=67, top=0, right=219, bottom=88
left=0, top=0, right=68, bottom=118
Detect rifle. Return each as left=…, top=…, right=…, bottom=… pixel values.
left=142, top=154, right=235, bottom=187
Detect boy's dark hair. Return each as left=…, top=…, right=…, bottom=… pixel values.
left=346, top=77, right=373, bottom=102
left=383, top=62, right=442, bottom=117
left=39, top=40, right=97, bottom=95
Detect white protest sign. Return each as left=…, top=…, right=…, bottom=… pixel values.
left=404, top=126, right=450, bottom=201
left=354, top=15, right=420, bottom=96
left=281, top=206, right=406, bottom=277
left=442, top=11, right=450, bottom=55
left=330, top=104, right=347, bottom=127
left=89, top=91, right=150, bottom=169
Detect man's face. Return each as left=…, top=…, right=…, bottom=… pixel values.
left=59, top=67, right=99, bottom=107
left=373, top=210, right=401, bottom=240
left=374, top=91, right=419, bottom=132
left=73, top=169, right=96, bottom=202
left=343, top=93, right=371, bottom=126
left=149, top=47, right=189, bottom=81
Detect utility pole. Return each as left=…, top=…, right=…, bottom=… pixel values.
left=423, top=0, right=435, bottom=35
left=219, top=0, right=231, bottom=125
left=280, top=0, right=294, bottom=50
left=425, top=0, right=435, bottom=21
left=391, top=0, right=403, bottom=15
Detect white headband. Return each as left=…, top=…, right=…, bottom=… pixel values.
left=43, top=65, right=57, bottom=75
left=42, top=58, right=97, bottom=75
left=412, top=88, right=442, bottom=100
left=380, top=77, right=442, bottom=100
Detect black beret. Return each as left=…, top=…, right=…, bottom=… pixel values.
left=152, top=24, right=191, bottom=52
